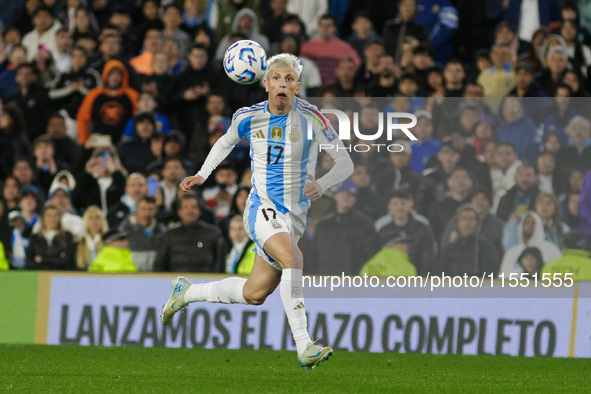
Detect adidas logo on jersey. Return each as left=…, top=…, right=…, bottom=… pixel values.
left=253, top=130, right=265, bottom=139
left=293, top=301, right=305, bottom=310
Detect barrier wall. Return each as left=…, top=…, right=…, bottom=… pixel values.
left=1, top=272, right=590, bottom=358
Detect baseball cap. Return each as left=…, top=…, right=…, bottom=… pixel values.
left=475, top=114, right=496, bottom=128
left=49, top=184, right=71, bottom=198
left=394, top=139, right=411, bottom=153
left=335, top=178, right=358, bottom=196
left=8, top=210, right=25, bottom=222
left=414, top=109, right=432, bottom=121
left=440, top=139, right=459, bottom=153
left=20, top=185, right=40, bottom=197
left=135, top=111, right=156, bottom=125
left=102, top=228, right=129, bottom=244
left=515, top=62, right=533, bottom=73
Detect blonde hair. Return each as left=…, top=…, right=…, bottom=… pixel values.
left=265, top=53, right=303, bottom=80
left=76, top=206, right=108, bottom=270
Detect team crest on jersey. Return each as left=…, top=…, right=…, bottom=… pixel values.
left=271, top=127, right=283, bottom=142
left=271, top=221, right=282, bottom=229
left=288, top=130, right=300, bottom=142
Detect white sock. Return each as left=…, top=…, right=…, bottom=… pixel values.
left=183, top=277, right=247, bottom=304
left=280, top=268, right=312, bottom=355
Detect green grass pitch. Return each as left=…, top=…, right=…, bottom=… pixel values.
left=1, top=345, right=589, bottom=392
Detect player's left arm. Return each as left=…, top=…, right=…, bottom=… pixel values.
left=304, top=114, right=354, bottom=201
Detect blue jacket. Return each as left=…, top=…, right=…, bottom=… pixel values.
left=539, top=108, right=581, bottom=146
left=487, top=0, right=562, bottom=29
left=409, top=138, right=441, bottom=174
left=416, top=0, right=459, bottom=64
left=496, top=116, right=541, bottom=163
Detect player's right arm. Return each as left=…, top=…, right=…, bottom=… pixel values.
left=180, top=111, right=247, bottom=192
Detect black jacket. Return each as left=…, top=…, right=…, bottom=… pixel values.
left=376, top=165, right=430, bottom=214
left=377, top=217, right=436, bottom=276
left=428, top=195, right=472, bottom=242
left=25, top=231, right=76, bottom=270
left=73, top=171, right=126, bottom=213
left=496, top=185, right=539, bottom=222
left=47, top=68, right=101, bottom=118
left=438, top=235, right=499, bottom=276
left=308, top=209, right=379, bottom=276
left=5, top=84, right=51, bottom=139
left=154, top=221, right=223, bottom=273
left=382, top=19, right=428, bottom=59
left=117, top=137, right=156, bottom=174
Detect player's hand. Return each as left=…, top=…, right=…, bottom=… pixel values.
left=180, top=175, right=205, bottom=192
left=303, top=182, right=323, bottom=201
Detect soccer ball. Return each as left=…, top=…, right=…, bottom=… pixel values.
left=223, top=40, right=267, bottom=85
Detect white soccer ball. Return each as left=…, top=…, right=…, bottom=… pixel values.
left=223, top=40, right=267, bottom=85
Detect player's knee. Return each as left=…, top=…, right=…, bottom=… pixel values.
left=281, top=248, right=303, bottom=269
left=243, top=289, right=268, bottom=305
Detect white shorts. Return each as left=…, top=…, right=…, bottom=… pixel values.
left=242, top=196, right=307, bottom=270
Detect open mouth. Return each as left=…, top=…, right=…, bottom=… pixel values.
left=277, top=93, right=287, bottom=98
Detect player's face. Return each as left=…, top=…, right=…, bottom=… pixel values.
left=264, top=67, right=300, bottom=114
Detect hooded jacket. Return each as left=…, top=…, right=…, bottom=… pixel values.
left=214, top=8, right=270, bottom=60
left=499, top=211, right=562, bottom=275
left=76, top=60, right=139, bottom=144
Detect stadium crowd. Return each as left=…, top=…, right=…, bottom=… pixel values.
left=0, top=0, right=590, bottom=279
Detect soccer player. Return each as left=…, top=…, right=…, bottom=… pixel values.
left=161, top=53, right=354, bottom=369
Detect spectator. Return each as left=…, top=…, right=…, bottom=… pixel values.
left=181, top=0, right=208, bottom=33
left=301, top=14, right=361, bottom=86
left=518, top=27, right=549, bottom=73
left=438, top=204, right=499, bottom=276
left=123, top=91, right=170, bottom=140
left=155, top=194, right=222, bottom=272
left=162, top=4, right=192, bottom=58
left=472, top=115, right=496, bottom=161
left=345, top=11, right=379, bottom=60
left=34, top=184, right=83, bottom=240
left=496, top=97, right=540, bottom=163
left=52, top=28, right=72, bottom=74
left=5, top=63, right=50, bottom=139
left=108, top=6, right=137, bottom=58
left=159, top=157, right=186, bottom=212
left=18, top=185, right=41, bottom=237
left=13, top=158, right=39, bottom=192
left=25, top=204, right=75, bottom=270
left=106, top=173, right=147, bottom=228
left=211, top=0, right=261, bottom=42
left=286, top=0, right=327, bottom=38
left=0, top=45, right=29, bottom=98
left=12, top=0, right=41, bottom=36
left=428, top=166, right=474, bottom=241
left=217, top=8, right=270, bottom=60
left=471, top=187, right=505, bottom=256
left=376, top=188, right=436, bottom=276
left=359, top=229, right=417, bottom=277
left=499, top=211, right=562, bottom=275
left=140, top=51, right=174, bottom=111
left=203, top=161, right=238, bottom=221
left=556, top=116, right=591, bottom=176
left=415, top=0, right=458, bottom=64
left=354, top=38, right=385, bottom=91
left=3, top=176, right=22, bottom=212
left=563, top=191, right=581, bottom=230
left=443, top=59, right=466, bottom=97
left=121, top=195, right=165, bottom=272
left=47, top=45, right=101, bottom=125
left=382, top=0, right=427, bottom=62
left=71, top=7, right=98, bottom=42
left=497, top=162, right=540, bottom=221
left=72, top=140, right=126, bottom=213
left=88, top=228, right=137, bottom=272
left=132, top=0, right=164, bottom=55
left=503, top=191, right=569, bottom=251
left=536, top=47, right=569, bottom=96
left=219, top=185, right=250, bottom=243
left=490, top=142, right=522, bottom=210
left=477, top=42, right=515, bottom=97
left=536, top=151, right=561, bottom=194
left=7, top=210, right=29, bottom=269
left=409, top=109, right=440, bottom=174
left=500, top=0, right=561, bottom=43
left=32, top=134, right=70, bottom=193
left=364, top=53, right=397, bottom=97
left=76, top=59, right=139, bottom=145
left=542, top=231, right=591, bottom=280
left=45, top=113, right=80, bottom=169
left=117, top=112, right=157, bottom=174
left=323, top=57, right=360, bottom=97
left=539, top=85, right=581, bottom=145
left=310, top=179, right=378, bottom=275
left=423, top=139, right=461, bottom=205
left=167, top=43, right=215, bottom=141
left=560, top=19, right=591, bottom=77
left=0, top=104, right=31, bottom=180
left=349, top=163, right=387, bottom=221
left=517, top=247, right=544, bottom=278
left=223, top=214, right=255, bottom=274
left=509, top=62, right=546, bottom=99
left=75, top=205, right=107, bottom=271
left=22, top=6, right=62, bottom=61
left=129, top=28, right=163, bottom=76
left=375, top=139, right=429, bottom=214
